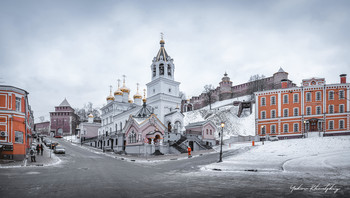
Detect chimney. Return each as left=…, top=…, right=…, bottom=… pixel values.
left=340, top=74, right=347, bottom=84
left=281, top=79, right=288, bottom=89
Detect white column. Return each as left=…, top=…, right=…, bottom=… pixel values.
left=278, top=92, right=281, bottom=117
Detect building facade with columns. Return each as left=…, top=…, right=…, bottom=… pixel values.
left=255, top=74, right=350, bottom=140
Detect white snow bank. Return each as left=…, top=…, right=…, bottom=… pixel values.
left=203, top=136, right=350, bottom=176
left=63, top=135, right=80, bottom=143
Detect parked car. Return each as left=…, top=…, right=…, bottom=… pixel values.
left=54, top=146, right=65, bottom=154
left=269, top=136, right=279, bottom=141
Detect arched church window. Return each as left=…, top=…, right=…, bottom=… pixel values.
left=152, top=65, right=156, bottom=77
left=159, top=64, right=164, bottom=75
left=120, top=122, right=122, bottom=131
left=167, top=64, right=171, bottom=76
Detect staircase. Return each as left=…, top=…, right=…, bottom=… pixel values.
left=171, top=135, right=188, bottom=153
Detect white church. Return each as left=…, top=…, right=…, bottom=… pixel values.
left=92, top=38, right=216, bottom=155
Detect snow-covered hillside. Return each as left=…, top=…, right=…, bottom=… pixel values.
left=183, top=95, right=256, bottom=138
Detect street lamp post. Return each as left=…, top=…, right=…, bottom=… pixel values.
left=218, top=122, right=225, bottom=163
left=261, top=126, right=264, bottom=145
left=303, top=120, right=306, bottom=138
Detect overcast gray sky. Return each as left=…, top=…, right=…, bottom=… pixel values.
left=1, top=0, right=349, bottom=122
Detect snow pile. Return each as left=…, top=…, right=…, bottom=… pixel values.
left=203, top=136, right=350, bottom=176
left=183, top=95, right=255, bottom=138
left=63, top=135, right=81, bottom=143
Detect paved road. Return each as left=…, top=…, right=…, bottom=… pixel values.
left=1, top=139, right=349, bottom=197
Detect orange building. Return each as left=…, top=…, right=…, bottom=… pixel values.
left=0, top=85, right=34, bottom=160
left=255, top=74, right=349, bottom=140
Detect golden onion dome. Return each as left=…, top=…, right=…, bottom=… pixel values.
left=106, top=95, right=115, bottom=101
left=128, top=98, right=133, bottom=103
left=106, top=86, right=115, bottom=101
left=133, top=93, right=142, bottom=99
left=88, top=113, right=94, bottom=118
left=160, top=39, right=165, bottom=44
left=114, top=89, right=123, bottom=96
left=120, top=86, right=130, bottom=93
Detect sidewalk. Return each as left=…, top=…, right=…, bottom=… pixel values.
left=76, top=142, right=218, bottom=163
left=0, top=140, right=60, bottom=168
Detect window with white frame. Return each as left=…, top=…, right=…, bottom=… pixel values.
left=339, top=90, right=344, bottom=99
left=329, top=91, right=334, bottom=100
left=15, top=131, right=23, bottom=143
left=293, top=108, right=299, bottom=116
left=306, top=106, right=311, bottom=115
left=261, top=97, right=266, bottom=106
left=271, top=125, right=276, bottom=134
left=15, top=97, right=21, bottom=112
left=293, top=93, right=299, bottom=103
left=339, top=104, right=344, bottom=113
left=306, top=92, right=311, bottom=102
left=293, top=123, right=299, bottom=132
left=283, top=109, right=289, bottom=117
left=283, top=95, right=288, bottom=104
left=316, top=106, right=322, bottom=114
left=316, top=91, right=321, bottom=101
left=261, top=126, right=266, bottom=134
left=271, top=96, right=276, bottom=105
left=339, top=120, right=344, bottom=129
left=329, top=120, right=334, bottom=130
left=329, top=105, right=334, bottom=114
left=261, top=111, right=266, bottom=119
left=271, top=110, right=276, bottom=118
left=283, top=124, right=289, bottom=133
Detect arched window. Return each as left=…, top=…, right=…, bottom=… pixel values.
left=152, top=65, right=156, bottom=77
left=159, top=64, right=164, bottom=75
left=206, top=129, right=208, bottom=135
left=120, top=122, right=122, bottom=131
left=129, top=131, right=136, bottom=143
left=167, top=64, right=171, bottom=76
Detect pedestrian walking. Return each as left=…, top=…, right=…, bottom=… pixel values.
left=187, top=146, right=192, bottom=158
left=40, top=143, right=44, bottom=156
left=30, top=149, right=36, bottom=162
left=36, top=144, right=40, bottom=155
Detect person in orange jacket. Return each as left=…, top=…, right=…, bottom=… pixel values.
left=187, top=146, right=192, bottom=158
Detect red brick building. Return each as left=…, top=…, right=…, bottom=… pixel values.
left=50, top=99, right=78, bottom=137
left=34, top=121, right=50, bottom=136
left=0, top=85, right=34, bottom=160
left=255, top=74, right=349, bottom=140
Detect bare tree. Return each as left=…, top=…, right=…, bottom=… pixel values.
left=204, top=84, right=215, bottom=110
left=75, top=102, right=101, bottom=122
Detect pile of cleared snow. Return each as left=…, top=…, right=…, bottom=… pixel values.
left=63, top=135, right=80, bottom=143
left=183, top=95, right=255, bottom=138
left=203, top=136, right=350, bottom=176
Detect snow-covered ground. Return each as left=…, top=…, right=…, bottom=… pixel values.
left=183, top=95, right=255, bottom=138
left=203, top=136, right=350, bottom=177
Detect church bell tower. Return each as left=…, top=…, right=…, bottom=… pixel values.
left=146, top=36, right=181, bottom=123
